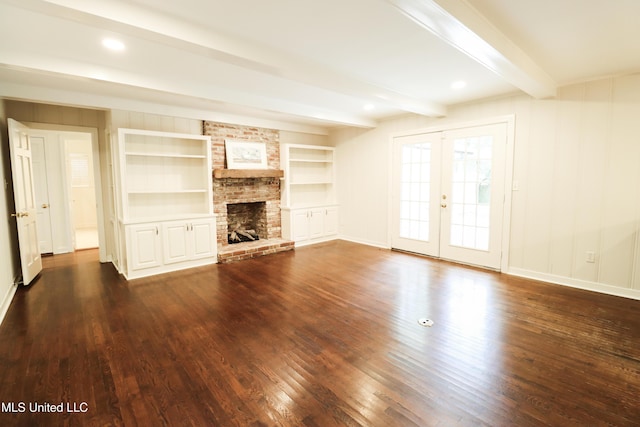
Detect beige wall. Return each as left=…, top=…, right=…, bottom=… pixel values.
left=110, top=110, right=202, bottom=134
left=332, top=74, right=640, bottom=299
left=280, top=130, right=331, bottom=147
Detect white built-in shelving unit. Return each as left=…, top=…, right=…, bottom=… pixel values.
left=280, top=144, right=338, bottom=245
left=115, top=128, right=216, bottom=279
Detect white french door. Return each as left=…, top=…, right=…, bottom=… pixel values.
left=391, top=122, right=508, bottom=270
left=391, top=132, right=442, bottom=256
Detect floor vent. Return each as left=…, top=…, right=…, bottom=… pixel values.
left=418, top=318, right=434, bottom=327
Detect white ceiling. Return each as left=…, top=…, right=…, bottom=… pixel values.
left=1, top=0, right=639, bottom=133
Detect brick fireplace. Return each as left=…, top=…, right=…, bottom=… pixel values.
left=204, top=121, right=294, bottom=263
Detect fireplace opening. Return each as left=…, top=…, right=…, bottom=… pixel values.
left=226, top=201, right=267, bottom=244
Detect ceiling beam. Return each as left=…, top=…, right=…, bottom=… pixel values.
left=0, top=74, right=333, bottom=135
left=386, top=0, right=557, bottom=99
left=5, top=0, right=447, bottom=119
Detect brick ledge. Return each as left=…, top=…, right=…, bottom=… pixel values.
left=218, top=238, right=294, bottom=263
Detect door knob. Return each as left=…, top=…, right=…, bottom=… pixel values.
left=441, top=203, right=447, bottom=208
left=11, top=212, right=28, bottom=217
left=42, top=203, right=49, bottom=209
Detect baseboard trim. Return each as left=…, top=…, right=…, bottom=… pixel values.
left=507, top=267, right=640, bottom=301
left=294, top=235, right=339, bottom=248
left=337, top=235, right=390, bottom=250
left=0, top=282, right=19, bottom=326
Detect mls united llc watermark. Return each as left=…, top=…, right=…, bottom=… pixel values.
left=2, top=401, right=89, bottom=413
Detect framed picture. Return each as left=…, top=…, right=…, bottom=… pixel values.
left=224, top=139, right=268, bottom=169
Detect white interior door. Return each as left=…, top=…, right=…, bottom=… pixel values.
left=391, top=122, right=508, bottom=270
left=31, top=136, right=54, bottom=253
left=28, top=130, right=74, bottom=254
left=8, top=119, right=43, bottom=285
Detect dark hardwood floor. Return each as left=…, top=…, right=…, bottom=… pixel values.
left=1, top=240, right=639, bottom=426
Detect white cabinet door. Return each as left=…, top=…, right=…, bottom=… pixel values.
left=308, top=208, right=324, bottom=239
left=292, top=209, right=310, bottom=241
left=162, top=218, right=216, bottom=264
left=190, top=219, right=216, bottom=260
left=129, top=223, right=161, bottom=271
left=162, top=221, right=189, bottom=265
left=324, top=207, right=338, bottom=236
left=288, top=207, right=338, bottom=243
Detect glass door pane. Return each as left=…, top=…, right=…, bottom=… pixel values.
left=449, top=135, right=492, bottom=251
left=399, top=142, right=431, bottom=241
left=391, top=133, right=441, bottom=256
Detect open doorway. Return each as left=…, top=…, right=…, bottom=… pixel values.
left=28, top=126, right=103, bottom=255
left=65, top=136, right=99, bottom=250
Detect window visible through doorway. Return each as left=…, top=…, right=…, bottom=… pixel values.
left=69, top=153, right=90, bottom=187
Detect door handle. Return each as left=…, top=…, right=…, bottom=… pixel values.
left=441, top=203, right=447, bottom=208
left=11, top=212, right=28, bottom=218
left=42, top=204, right=49, bottom=209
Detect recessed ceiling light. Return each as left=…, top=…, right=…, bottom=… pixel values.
left=451, top=80, right=467, bottom=90
left=363, top=103, right=375, bottom=111
left=102, top=38, right=125, bottom=51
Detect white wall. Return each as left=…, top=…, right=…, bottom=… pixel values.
left=331, top=74, right=640, bottom=299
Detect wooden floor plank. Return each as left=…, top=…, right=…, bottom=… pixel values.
left=1, top=241, right=639, bottom=426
